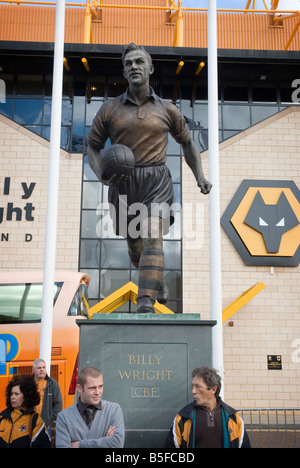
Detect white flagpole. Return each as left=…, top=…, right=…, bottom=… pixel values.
left=208, top=0, right=224, bottom=393
left=39, top=0, right=66, bottom=374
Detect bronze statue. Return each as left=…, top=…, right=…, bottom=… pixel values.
left=88, top=43, right=212, bottom=313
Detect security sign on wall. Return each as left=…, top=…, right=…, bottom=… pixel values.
left=221, top=180, right=300, bottom=266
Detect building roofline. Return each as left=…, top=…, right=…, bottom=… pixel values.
left=0, top=41, right=300, bottom=63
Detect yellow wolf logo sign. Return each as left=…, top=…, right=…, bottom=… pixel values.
left=221, top=180, right=300, bottom=266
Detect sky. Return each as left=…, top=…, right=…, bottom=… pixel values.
left=181, top=0, right=300, bottom=10
left=67, top=0, right=300, bottom=10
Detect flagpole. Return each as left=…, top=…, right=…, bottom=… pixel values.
left=208, top=0, right=224, bottom=393
left=39, top=0, right=66, bottom=374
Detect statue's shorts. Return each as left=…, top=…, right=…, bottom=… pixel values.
left=108, top=163, right=176, bottom=238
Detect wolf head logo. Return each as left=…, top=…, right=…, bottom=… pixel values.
left=244, top=191, right=299, bottom=254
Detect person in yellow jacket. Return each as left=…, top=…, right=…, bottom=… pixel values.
left=165, top=367, right=251, bottom=448
left=0, top=374, right=51, bottom=448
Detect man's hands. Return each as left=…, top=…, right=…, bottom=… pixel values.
left=70, top=426, right=116, bottom=448
left=198, top=178, right=212, bottom=195
left=105, top=425, right=116, bottom=437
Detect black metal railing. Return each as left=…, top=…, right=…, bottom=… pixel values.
left=238, top=408, right=300, bottom=448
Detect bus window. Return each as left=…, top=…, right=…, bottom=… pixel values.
left=68, top=283, right=89, bottom=317
left=0, top=283, right=62, bottom=323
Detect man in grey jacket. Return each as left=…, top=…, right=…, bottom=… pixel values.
left=56, top=367, right=125, bottom=448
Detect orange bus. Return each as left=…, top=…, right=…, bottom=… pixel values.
left=0, top=270, right=90, bottom=411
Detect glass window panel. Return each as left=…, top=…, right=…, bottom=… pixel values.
left=167, top=300, right=181, bottom=314
left=71, top=135, right=84, bottom=153
left=87, top=76, right=105, bottom=99
left=115, top=302, right=130, bottom=313
left=194, top=103, right=222, bottom=128
left=193, top=103, right=209, bottom=128
left=194, top=127, right=209, bottom=152
left=80, top=268, right=99, bottom=299
left=181, top=99, right=193, bottom=120
left=45, top=75, right=52, bottom=96
left=45, top=75, right=73, bottom=98
left=0, top=98, right=13, bottom=119
left=82, top=181, right=103, bottom=209
left=181, top=82, right=194, bottom=101
left=86, top=100, right=103, bottom=126
left=42, top=125, right=50, bottom=141
left=43, top=99, right=72, bottom=125
left=173, top=183, right=181, bottom=204
left=164, top=210, right=181, bottom=240
left=0, top=283, right=61, bottom=323
left=149, top=77, right=159, bottom=95
left=167, top=134, right=181, bottom=155
left=0, top=74, right=13, bottom=97
left=102, top=185, right=109, bottom=203
left=100, top=269, right=130, bottom=298
left=81, top=210, right=99, bottom=239
left=108, top=77, right=127, bottom=97
left=73, top=96, right=85, bottom=137
left=252, top=83, right=277, bottom=103
left=74, top=79, right=87, bottom=97
left=281, top=82, right=298, bottom=104
left=194, top=81, right=220, bottom=101
left=223, top=130, right=240, bottom=140
left=25, top=125, right=42, bottom=136
left=43, top=100, right=52, bottom=125
left=224, top=82, right=248, bottom=102
left=164, top=270, right=181, bottom=300
left=164, top=241, right=181, bottom=269
left=80, top=239, right=100, bottom=267
left=84, top=155, right=98, bottom=181
left=192, top=76, right=210, bottom=102
left=251, top=105, right=278, bottom=125
left=72, top=98, right=85, bottom=152
left=62, top=100, right=73, bottom=124
left=223, top=105, right=250, bottom=130
left=67, top=283, right=89, bottom=317
left=166, top=156, right=180, bottom=183
left=14, top=99, right=43, bottom=125
left=17, top=74, right=43, bottom=96
left=40, top=125, right=71, bottom=149
left=161, top=78, right=174, bottom=100
left=130, top=269, right=139, bottom=284
left=15, top=75, right=37, bottom=96
left=96, top=206, right=120, bottom=239
left=101, top=240, right=130, bottom=269
left=60, top=126, right=71, bottom=151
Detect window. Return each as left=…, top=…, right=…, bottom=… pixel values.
left=222, top=104, right=251, bottom=131
left=252, top=82, right=277, bottom=103
left=0, top=283, right=62, bottom=323
left=14, top=98, right=43, bottom=125
left=17, top=74, right=43, bottom=96
left=67, top=283, right=89, bottom=316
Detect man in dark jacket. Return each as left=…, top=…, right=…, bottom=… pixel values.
left=33, top=359, right=63, bottom=432
left=166, top=367, right=251, bottom=448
